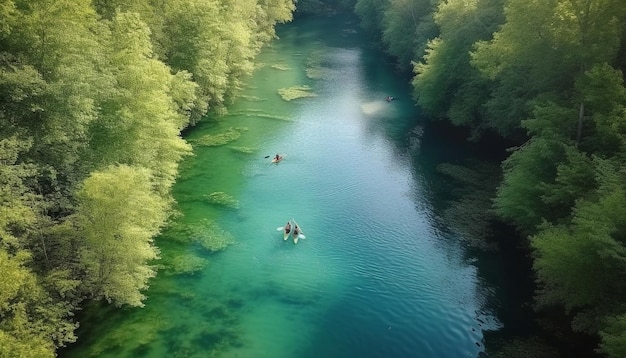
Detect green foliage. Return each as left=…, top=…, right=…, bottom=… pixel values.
left=494, top=138, right=567, bottom=233
left=470, top=0, right=626, bottom=136
left=0, top=249, right=77, bottom=358
left=531, top=158, right=626, bottom=355
left=600, top=313, right=626, bottom=358
left=295, top=0, right=356, bottom=15
left=533, top=161, right=626, bottom=312
left=88, top=11, right=193, bottom=194
left=0, top=137, right=39, bottom=248
left=75, top=165, right=168, bottom=307
left=381, top=0, right=437, bottom=70
left=575, top=63, right=626, bottom=156
left=156, top=0, right=294, bottom=123
left=413, top=0, right=504, bottom=135
left=0, top=0, right=296, bottom=355
left=354, top=0, right=389, bottom=35
left=539, top=145, right=596, bottom=210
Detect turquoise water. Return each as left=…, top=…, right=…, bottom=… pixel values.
left=62, top=14, right=501, bottom=358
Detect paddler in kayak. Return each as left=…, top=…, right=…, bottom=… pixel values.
left=274, top=154, right=280, bottom=161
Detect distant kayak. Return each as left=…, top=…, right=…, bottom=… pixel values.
left=271, top=155, right=284, bottom=163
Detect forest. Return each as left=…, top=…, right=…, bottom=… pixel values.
left=350, top=0, right=626, bottom=356
left=1, top=0, right=626, bottom=356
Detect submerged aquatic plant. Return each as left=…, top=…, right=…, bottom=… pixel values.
left=305, top=47, right=327, bottom=79
left=271, top=64, right=290, bottom=71
left=165, top=254, right=208, bottom=275
left=192, top=127, right=248, bottom=147
left=87, top=310, right=166, bottom=357
left=278, top=85, right=317, bottom=101
left=237, top=94, right=263, bottom=101
left=229, top=109, right=291, bottom=121
left=193, top=220, right=235, bottom=252
left=161, top=219, right=234, bottom=253
left=205, top=191, right=239, bottom=209
left=305, top=67, right=326, bottom=79
left=229, top=146, right=257, bottom=154
left=489, top=337, right=560, bottom=358
left=435, top=162, right=501, bottom=251
left=250, top=113, right=292, bottom=121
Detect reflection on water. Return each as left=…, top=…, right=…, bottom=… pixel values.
left=360, top=100, right=387, bottom=115
left=61, top=14, right=502, bottom=358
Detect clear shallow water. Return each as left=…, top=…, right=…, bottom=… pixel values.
left=62, top=14, right=500, bottom=358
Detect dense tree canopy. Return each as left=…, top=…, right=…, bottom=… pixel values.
left=0, top=0, right=294, bottom=355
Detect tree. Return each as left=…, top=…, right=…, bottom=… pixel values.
left=155, top=0, right=294, bottom=123
left=532, top=159, right=626, bottom=332
left=574, top=63, right=626, bottom=155
left=355, top=0, right=389, bottom=36
left=0, top=249, right=77, bottom=358
left=74, top=165, right=167, bottom=307
left=413, top=0, right=504, bottom=136
left=381, top=0, right=437, bottom=70
left=494, top=137, right=569, bottom=234
left=471, top=0, right=625, bottom=137
left=87, top=11, right=193, bottom=194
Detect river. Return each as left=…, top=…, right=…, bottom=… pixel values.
left=62, top=14, right=504, bottom=358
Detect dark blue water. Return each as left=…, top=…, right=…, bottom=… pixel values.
left=62, top=14, right=501, bottom=358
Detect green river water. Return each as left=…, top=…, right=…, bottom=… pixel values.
left=62, top=14, right=512, bottom=358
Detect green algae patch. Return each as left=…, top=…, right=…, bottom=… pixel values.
left=193, top=220, right=235, bottom=252
left=305, top=67, right=326, bottom=79
left=86, top=311, right=166, bottom=358
left=165, top=253, right=208, bottom=275
left=305, top=47, right=327, bottom=79
left=161, top=219, right=234, bottom=252
left=205, top=191, right=239, bottom=209
left=270, top=64, right=290, bottom=71
left=237, top=94, right=264, bottom=102
left=278, top=85, right=317, bottom=101
left=229, top=146, right=257, bottom=154
left=249, top=113, right=292, bottom=121
left=230, top=109, right=292, bottom=121
left=192, top=127, right=248, bottom=147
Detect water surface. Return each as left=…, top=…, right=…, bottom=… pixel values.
left=63, top=14, right=500, bottom=358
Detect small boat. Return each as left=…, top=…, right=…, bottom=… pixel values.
left=292, top=219, right=304, bottom=244
left=271, top=155, right=284, bottom=163
left=283, top=220, right=292, bottom=241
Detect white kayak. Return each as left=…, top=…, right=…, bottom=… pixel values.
left=283, top=220, right=292, bottom=241
left=292, top=219, right=304, bottom=244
